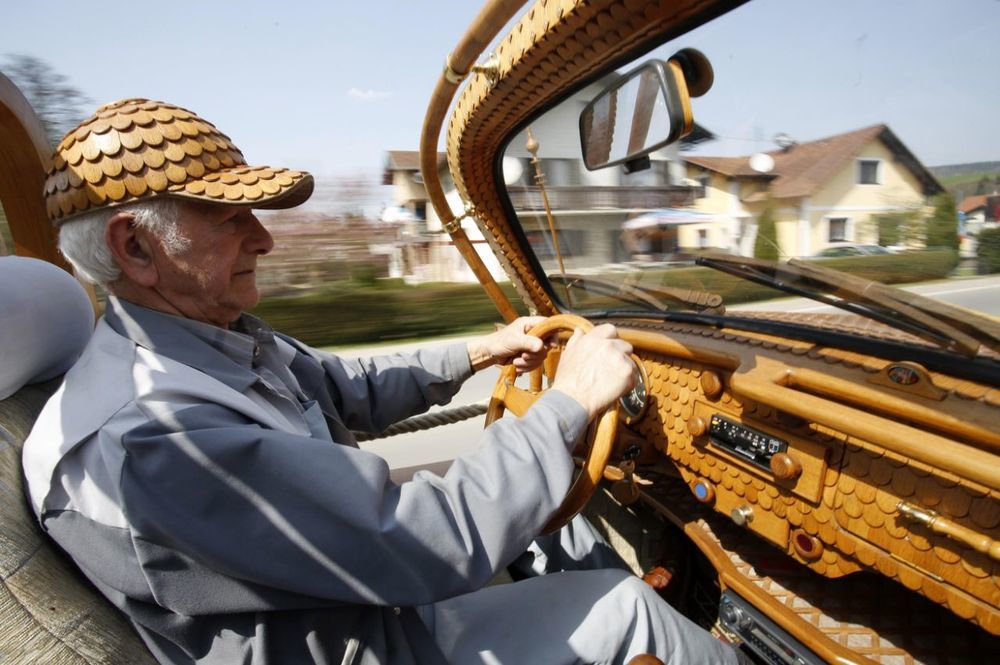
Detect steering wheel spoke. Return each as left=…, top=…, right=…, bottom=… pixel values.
left=498, top=382, right=541, bottom=417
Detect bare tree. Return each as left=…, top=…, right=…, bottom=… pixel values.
left=2, top=54, right=90, bottom=146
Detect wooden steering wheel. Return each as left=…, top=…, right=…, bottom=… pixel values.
left=485, top=314, right=620, bottom=534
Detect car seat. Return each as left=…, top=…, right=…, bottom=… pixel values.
left=0, top=256, right=157, bottom=663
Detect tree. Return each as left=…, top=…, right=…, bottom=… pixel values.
left=2, top=54, right=90, bottom=146
left=924, top=192, right=960, bottom=251
left=977, top=227, right=1000, bottom=274
left=871, top=207, right=922, bottom=247
left=975, top=176, right=990, bottom=195
left=753, top=200, right=779, bottom=260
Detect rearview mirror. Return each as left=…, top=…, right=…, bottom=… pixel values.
left=579, top=59, right=693, bottom=172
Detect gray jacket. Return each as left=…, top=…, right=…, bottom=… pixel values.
left=23, top=298, right=587, bottom=664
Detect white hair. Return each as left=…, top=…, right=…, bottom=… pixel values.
left=57, top=198, right=190, bottom=287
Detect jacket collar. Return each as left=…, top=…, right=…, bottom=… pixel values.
left=103, top=297, right=270, bottom=393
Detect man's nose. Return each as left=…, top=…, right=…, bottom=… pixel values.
left=245, top=213, right=274, bottom=255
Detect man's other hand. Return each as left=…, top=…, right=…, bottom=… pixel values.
left=551, top=324, right=635, bottom=420
left=467, top=316, right=548, bottom=373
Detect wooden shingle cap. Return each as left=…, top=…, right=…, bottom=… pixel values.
left=44, top=98, right=313, bottom=224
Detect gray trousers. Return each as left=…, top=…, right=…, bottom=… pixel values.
left=419, top=516, right=738, bottom=664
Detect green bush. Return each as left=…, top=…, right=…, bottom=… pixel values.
left=871, top=208, right=922, bottom=247
left=252, top=281, right=527, bottom=347
left=804, top=249, right=958, bottom=284
left=753, top=203, right=779, bottom=260
left=925, top=193, right=960, bottom=252
left=572, top=249, right=959, bottom=310
left=977, top=227, right=1000, bottom=273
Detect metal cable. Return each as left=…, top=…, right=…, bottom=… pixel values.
left=353, top=399, right=489, bottom=442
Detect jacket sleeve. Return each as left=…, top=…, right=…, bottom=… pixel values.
left=283, top=336, right=474, bottom=432
left=119, top=390, right=588, bottom=612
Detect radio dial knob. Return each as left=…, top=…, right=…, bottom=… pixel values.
left=687, top=416, right=707, bottom=437
left=700, top=371, right=723, bottom=399
left=720, top=602, right=742, bottom=626
left=770, top=452, right=802, bottom=481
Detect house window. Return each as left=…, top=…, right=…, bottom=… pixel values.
left=414, top=202, right=427, bottom=220
left=828, top=217, right=848, bottom=242
left=698, top=229, right=709, bottom=248
left=858, top=160, right=880, bottom=185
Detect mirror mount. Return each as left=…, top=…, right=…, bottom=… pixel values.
left=623, top=155, right=652, bottom=175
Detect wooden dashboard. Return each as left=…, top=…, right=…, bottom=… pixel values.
left=597, top=318, right=1000, bottom=636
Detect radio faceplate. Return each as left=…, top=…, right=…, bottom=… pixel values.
left=719, top=591, right=824, bottom=665
left=710, top=414, right=788, bottom=470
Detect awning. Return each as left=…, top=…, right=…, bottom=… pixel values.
left=622, top=208, right=716, bottom=230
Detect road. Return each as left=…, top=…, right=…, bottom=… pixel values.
left=334, top=274, right=999, bottom=471
left=729, top=274, right=1000, bottom=317
left=328, top=333, right=499, bottom=470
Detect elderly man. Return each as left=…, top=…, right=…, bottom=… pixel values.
left=23, top=99, right=740, bottom=665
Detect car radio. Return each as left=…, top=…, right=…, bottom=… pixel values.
left=709, top=414, right=788, bottom=471
left=719, top=591, right=824, bottom=665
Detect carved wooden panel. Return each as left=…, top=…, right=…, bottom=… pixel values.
left=615, top=324, right=1000, bottom=635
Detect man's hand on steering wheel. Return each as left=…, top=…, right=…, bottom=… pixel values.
left=551, top=324, right=635, bottom=420
left=467, top=316, right=549, bottom=372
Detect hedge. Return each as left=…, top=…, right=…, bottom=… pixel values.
left=253, top=280, right=527, bottom=347
left=977, top=228, right=1000, bottom=274
left=563, top=249, right=959, bottom=311
left=252, top=250, right=957, bottom=347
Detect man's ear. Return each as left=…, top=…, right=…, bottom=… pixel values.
left=105, top=212, right=158, bottom=287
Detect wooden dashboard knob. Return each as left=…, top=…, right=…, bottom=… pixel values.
left=692, top=479, right=715, bottom=504
left=700, top=371, right=723, bottom=399
left=687, top=416, right=707, bottom=437
left=731, top=504, right=754, bottom=527
left=770, top=452, right=802, bottom=481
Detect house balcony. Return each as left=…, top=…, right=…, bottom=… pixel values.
left=506, top=185, right=700, bottom=212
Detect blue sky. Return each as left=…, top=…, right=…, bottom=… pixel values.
left=4, top=0, right=998, bottom=190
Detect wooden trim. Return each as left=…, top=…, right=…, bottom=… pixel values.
left=784, top=366, right=1000, bottom=452
left=618, top=327, right=741, bottom=370
left=0, top=74, right=65, bottom=269
left=419, top=0, right=525, bottom=323
left=730, top=365, right=1000, bottom=490
left=638, top=487, right=872, bottom=665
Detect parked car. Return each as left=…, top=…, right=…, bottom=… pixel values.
left=815, top=244, right=891, bottom=258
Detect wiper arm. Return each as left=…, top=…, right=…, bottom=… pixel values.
left=789, top=258, right=1000, bottom=355
left=696, top=252, right=987, bottom=357
left=550, top=273, right=725, bottom=314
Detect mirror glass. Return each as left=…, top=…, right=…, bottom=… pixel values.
left=580, top=62, right=679, bottom=171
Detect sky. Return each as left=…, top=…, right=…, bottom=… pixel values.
left=3, top=0, right=998, bottom=200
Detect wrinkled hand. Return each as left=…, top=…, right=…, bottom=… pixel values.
left=551, top=324, right=635, bottom=420
left=467, top=316, right=549, bottom=373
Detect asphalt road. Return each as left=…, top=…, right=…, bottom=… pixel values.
left=333, top=273, right=999, bottom=472
left=328, top=333, right=499, bottom=470
left=729, top=274, right=1000, bottom=317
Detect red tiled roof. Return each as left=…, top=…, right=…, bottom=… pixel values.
left=959, top=194, right=989, bottom=213
left=685, top=124, right=943, bottom=200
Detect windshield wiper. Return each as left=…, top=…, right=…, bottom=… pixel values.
left=550, top=273, right=725, bottom=314
left=695, top=252, right=997, bottom=357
